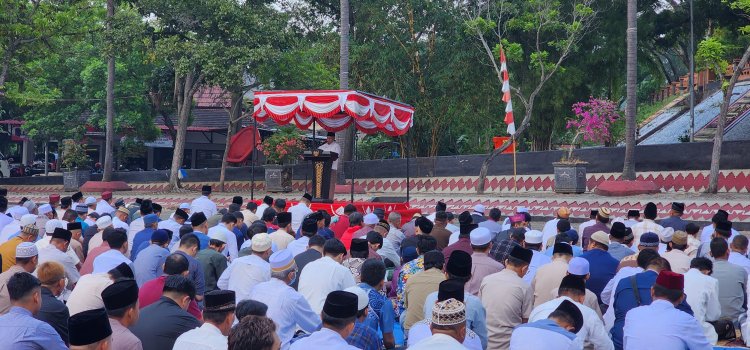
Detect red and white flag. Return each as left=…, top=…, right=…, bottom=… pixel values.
left=500, top=47, right=515, bottom=135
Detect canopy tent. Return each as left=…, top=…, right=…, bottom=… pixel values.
left=252, top=90, right=414, bottom=136
left=249, top=90, right=415, bottom=202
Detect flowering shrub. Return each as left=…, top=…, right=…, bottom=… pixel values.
left=561, top=97, right=619, bottom=163
left=261, top=127, right=306, bottom=165
left=567, top=97, right=619, bottom=143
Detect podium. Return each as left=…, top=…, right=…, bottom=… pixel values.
left=303, top=150, right=338, bottom=203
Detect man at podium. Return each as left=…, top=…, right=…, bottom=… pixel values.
left=317, top=132, right=341, bottom=198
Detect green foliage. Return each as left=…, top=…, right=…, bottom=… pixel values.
left=116, top=138, right=147, bottom=163
left=697, top=36, right=729, bottom=76
left=356, top=134, right=397, bottom=160
left=260, top=127, right=306, bottom=165
left=60, top=139, right=90, bottom=169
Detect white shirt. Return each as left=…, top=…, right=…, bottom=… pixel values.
left=408, top=321, right=481, bottom=350
left=408, top=333, right=467, bottom=350
left=700, top=225, right=739, bottom=243
left=602, top=266, right=643, bottom=330
left=298, top=256, right=356, bottom=315
left=37, top=245, right=80, bottom=286
left=257, top=203, right=270, bottom=218
left=529, top=296, right=613, bottom=350
left=112, top=216, right=129, bottom=231
left=446, top=223, right=460, bottom=234
left=661, top=249, right=692, bottom=274
left=93, top=249, right=132, bottom=274
left=208, top=224, right=238, bottom=261
left=523, top=250, right=552, bottom=284
left=172, top=322, right=227, bottom=350
left=623, top=299, right=712, bottom=350
left=729, top=252, right=750, bottom=275
left=290, top=328, right=357, bottom=350
left=127, top=217, right=145, bottom=255
left=36, top=235, right=81, bottom=265
left=510, top=321, right=580, bottom=350
left=249, top=278, right=321, bottom=350
left=66, top=273, right=113, bottom=316
left=95, top=200, right=115, bottom=215
left=289, top=202, right=313, bottom=233
left=191, top=195, right=217, bottom=218
left=378, top=236, right=401, bottom=266
left=318, top=142, right=342, bottom=170
left=287, top=237, right=310, bottom=257
left=684, top=268, right=721, bottom=345
left=541, top=218, right=560, bottom=250
left=219, top=254, right=270, bottom=302
left=0, top=221, right=20, bottom=243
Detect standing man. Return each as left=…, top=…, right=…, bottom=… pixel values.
left=318, top=132, right=341, bottom=199
left=191, top=185, right=218, bottom=218
left=102, top=279, right=142, bottom=350
left=660, top=202, right=688, bottom=231
left=623, top=271, right=711, bottom=350
left=480, top=246, right=534, bottom=350
left=173, top=290, right=237, bottom=350
left=289, top=194, right=313, bottom=233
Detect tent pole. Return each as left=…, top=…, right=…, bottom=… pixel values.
left=251, top=118, right=257, bottom=201
left=351, top=128, right=356, bottom=203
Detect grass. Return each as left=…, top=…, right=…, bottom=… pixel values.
left=637, top=94, right=681, bottom=124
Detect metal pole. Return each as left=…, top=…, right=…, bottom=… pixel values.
left=350, top=129, right=356, bottom=203
left=406, top=146, right=410, bottom=204
left=689, top=0, right=695, bottom=142
left=251, top=118, right=257, bottom=201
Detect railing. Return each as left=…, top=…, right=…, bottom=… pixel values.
left=649, top=70, right=716, bottom=103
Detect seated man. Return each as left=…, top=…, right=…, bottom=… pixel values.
left=510, top=299, right=583, bottom=350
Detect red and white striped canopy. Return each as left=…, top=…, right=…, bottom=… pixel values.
left=252, top=90, right=414, bottom=136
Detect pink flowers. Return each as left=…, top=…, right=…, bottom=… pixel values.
left=567, top=97, right=619, bottom=143
left=261, top=128, right=306, bottom=165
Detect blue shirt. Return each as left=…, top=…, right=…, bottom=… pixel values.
left=359, top=283, right=395, bottom=335
left=611, top=270, right=693, bottom=350
left=131, top=228, right=155, bottom=260
left=544, top=244, right=583, bottom=257
left=192, top=231, right=209, bottom=250
left=0, top=306, right=67, bottom=350
left=75, top=217, right=89, bottom=231
left=607, top=242, right=636, bottom=261
left=133, top=244, right=170, bottom=286
left=175, top=250, right=206, bottom=297
left=346, top=320, right=383, bottom=350
left=580, top=248, right=618, bottom=303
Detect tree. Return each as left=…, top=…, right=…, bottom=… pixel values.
left=335, top=0, right=354, bottom=182
left=621, top=0, right=637, bottom=180
left=103, top=0, right=116, bottom=181
left=466, top=0, right=597, bottom=193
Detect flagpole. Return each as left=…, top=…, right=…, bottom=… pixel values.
left=513, top=139, right=517, bottom=193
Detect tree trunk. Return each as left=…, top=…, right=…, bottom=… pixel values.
left=219, top=92, right=243, bottom=192
left=706, top=44, right=750, bottom=193
left=335, top=0, right=353, bottom=184
left=102, top=0, right=115, bottom=182
left=168, top=71, right=203, bottom=191
left=621, top=0, right=637, bottom=180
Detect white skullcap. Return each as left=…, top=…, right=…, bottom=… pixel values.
left=269, top=249, right=295, bottom=272
left=179, top=203, right=190, bottom=209
left=45, top=219, right=64, bottom=234
left=16, top=242, right=38, bottom=258
left=524, top=230, right=543, bottom=244
left=469, top=227, right=492, bottom=246
left=567, top=257, right=590, bottom=276
left=251, top=233, right=272, bottom=252
left=660, top=227, right=675, bottom=242
left=20, top=214, right=37, bottom=227
left=473, top=204, right=485, bottom=213
left=344, top=286, right=370, bottom=311
left=85, top=196, right=97, bottom=205
left=208, top=230, right=226, bottom=243
left=96, top=216, right=112, bottom=229
left=38, top=204, right=52, bottom=215
left=8, top=206, right=29, bottom=220
left=363, top=213, right=379, bottom=225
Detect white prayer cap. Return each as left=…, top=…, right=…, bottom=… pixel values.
left=363, top=213, right=379, bottom=225
left=208, top=230, right=226, bottom=243
left=45, top=219, right=64, bottom=234
left=96, top=216, right=112, bottom=229
left=524, top=230, right=544, bottom=244
left=344, top=286, right=370, bottom=311
left=567, top=257, right=590, bottom=276
left=179, top=203, right=190, bottom=209
left=660, top=227, right=675, bottom=242
left=469, top=227, right=492, bottom=246
left=473, top=204, right=485, bottom=213
left=8, top=206, right=29, bottom=220
left=38, top=204, right=52, bottom=215
left=85, top=196, right=97, bottom=205
left=269, top=249, right=295, bottom=272
left=22, top=200, right=36, bottom=212
left=16, top=242, right=38, bottom=258
left=251, top=233, right=272, bottom=252
left=20, top=214, right=37, bottom=226
left=516, top=207, right=529, bottom=213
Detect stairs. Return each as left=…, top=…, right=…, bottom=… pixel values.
left=694, top=92, right=750, bottom=142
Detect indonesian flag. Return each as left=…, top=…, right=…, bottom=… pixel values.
left=500, top=47, right=515, bottom=135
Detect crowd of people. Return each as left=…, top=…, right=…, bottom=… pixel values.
left=0, top=186, right=745, bottom=350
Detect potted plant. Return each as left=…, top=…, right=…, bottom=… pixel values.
left=260, top=127, right=306, bottom=192
left=61, top=139, right=91, bottom=191
left=554, top=97, right=618, bottom=193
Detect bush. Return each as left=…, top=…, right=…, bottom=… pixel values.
left=60, top=139, right=90, bottom=170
